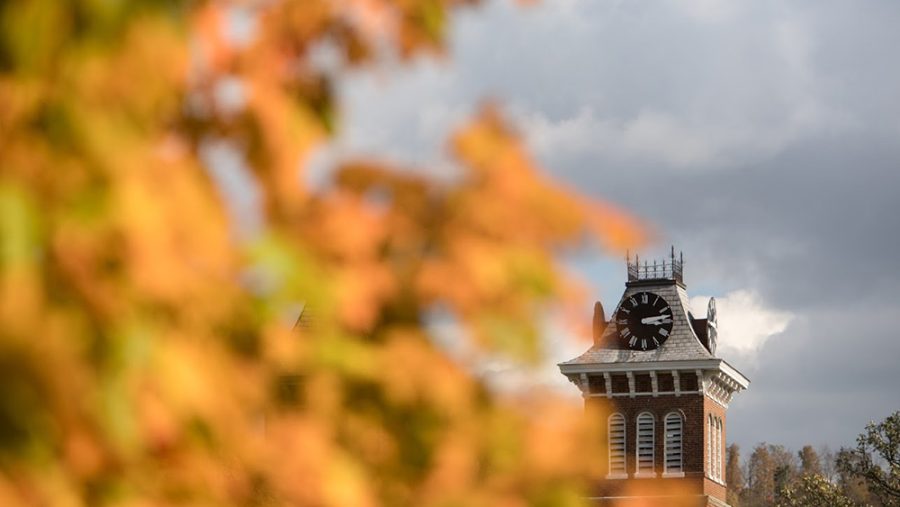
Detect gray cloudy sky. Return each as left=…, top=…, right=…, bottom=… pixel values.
left=317, top=0, right=900, bottom=452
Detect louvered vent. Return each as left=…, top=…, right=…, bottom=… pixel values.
left=664, top=412, right=683, bottom=473
left=636, top=413, right=655, bottom=473
left=608, top=414, right=626, bottom=475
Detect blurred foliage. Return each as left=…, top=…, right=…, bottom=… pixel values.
left=0, top=0, right=645, bottom=505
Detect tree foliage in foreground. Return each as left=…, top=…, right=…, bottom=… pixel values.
left=777, top=473, right=854, bottom=507
left=0, top=0, right=646, bottom=506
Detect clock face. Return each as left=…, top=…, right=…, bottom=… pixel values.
left=615, top=291, right=674, bottom=351
left=707, top=297, right=718, bottom=354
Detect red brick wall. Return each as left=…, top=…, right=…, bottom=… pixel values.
left=586, top=384, right=729, bottom=504
left=589, top=376, right=606, bottom=394
left=635, top=374, right=653, bottom=393
left=681, top=373, right=698, bottom=391
left=703, top=396, right=728, bottom=503
left=658, top=372, right=675, bottom=392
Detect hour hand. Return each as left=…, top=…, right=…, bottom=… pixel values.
left=641, top=315, right=672, bottom=325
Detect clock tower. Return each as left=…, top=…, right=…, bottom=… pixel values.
left=559, top=249, right=749, bottom=507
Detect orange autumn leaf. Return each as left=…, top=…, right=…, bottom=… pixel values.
left=0, top=1, right=648, bottom=506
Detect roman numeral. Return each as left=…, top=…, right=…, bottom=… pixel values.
left=652, top=337, right=659, bottom=346
left=620, top=328, right=631, bottom=337
left=659, top=328, right=669, bottom=337
left=641, top=339, right=647, bottom=350
left=629, top=298, right=638, bottom=307
left=641, top=294, right=648, bottom=304
left=629, top=336, right=637, bottom=347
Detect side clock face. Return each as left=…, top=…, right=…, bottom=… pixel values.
left=615, top=291, right=674, bottom=351
left=707, top=297, right=718, bottom=354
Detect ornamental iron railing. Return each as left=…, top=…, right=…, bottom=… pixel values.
left=627, top=247, right=684, bottom=284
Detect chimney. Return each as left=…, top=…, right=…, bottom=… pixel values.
left=592, top=301, right=607, bottom=345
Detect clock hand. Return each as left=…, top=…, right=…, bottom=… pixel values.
left=641, top=315, right=672, bottom=325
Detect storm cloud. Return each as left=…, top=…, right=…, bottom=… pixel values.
left=320, top=0, right=900, bottom=451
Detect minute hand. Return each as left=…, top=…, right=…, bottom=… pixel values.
left=641, top=315, right=672, bottom=325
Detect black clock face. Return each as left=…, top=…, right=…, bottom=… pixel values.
left=615, top=291, right=674, bottom=351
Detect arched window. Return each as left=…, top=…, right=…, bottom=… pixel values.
left=707, top=414, right=713, bottom=478
left=715, top=417, right=723, bottom=480
left=636, top=412, right=655, bottom=475
left=608, top=413, right=626, bottom=477
left=664, top=412, right=683, bottom=474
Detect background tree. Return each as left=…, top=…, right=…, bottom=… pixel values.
left=727, top=443, right=745, bottom=506
left=837, top=411, right=900, bottom=506
left=798, top=445, right=822, bottom=476
left=769, top=444, right=799, bottom=504
left=838, top=466, right=877, bottom=506
left=0, top=1, right=645, bottom=506
left=819, top=443, right=874, bottom=504
left=819, top=445, right=838, bottom=482
left=745, top=443, right=776, bottom=507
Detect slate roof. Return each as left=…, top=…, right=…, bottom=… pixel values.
left=561, top=282, right=713, bottom=365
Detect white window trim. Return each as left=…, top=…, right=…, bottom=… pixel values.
left=715, top=417, right=723, bottom=481
left=716, top=417, right=720, bottom=480
left=706, top=414, right=725, bottom=482
left=707, top=414, right=711, bottom=478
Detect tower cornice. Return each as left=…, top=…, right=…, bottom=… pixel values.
left=558, top=358, right=749, bottom=391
